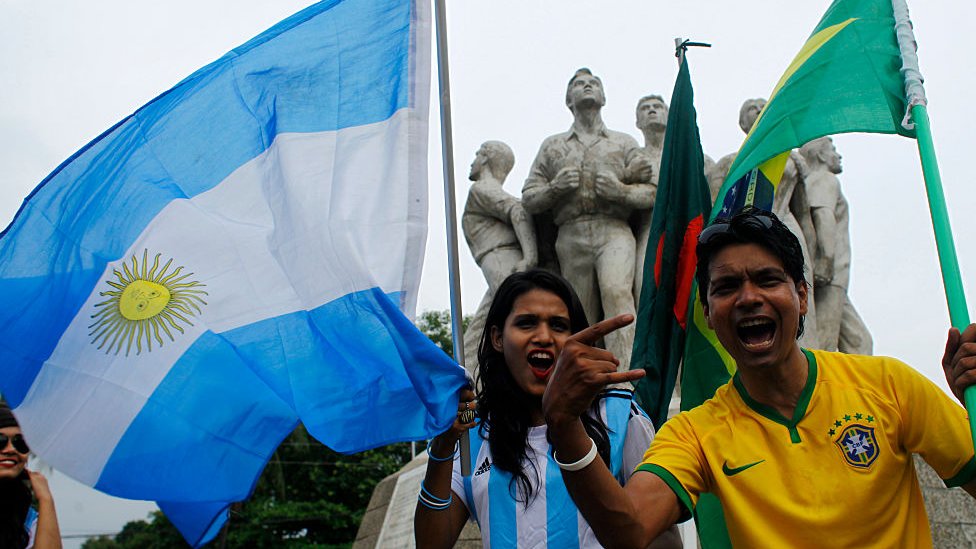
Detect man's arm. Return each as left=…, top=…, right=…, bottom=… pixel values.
left=942, top=323, right=976, bottom=412
left=549, top=418, right=683, bottom=548
left=543, top=316, right=682, bottom=548
left=938, top=324, right=976, bottom=500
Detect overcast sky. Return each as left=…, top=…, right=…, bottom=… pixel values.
left=2, top=0, right=974, bottom=544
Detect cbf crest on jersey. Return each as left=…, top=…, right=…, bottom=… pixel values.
left=834, top=423, right=880, bottom=469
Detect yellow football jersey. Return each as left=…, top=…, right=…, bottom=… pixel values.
left=638, top=349, right=976, bottom=548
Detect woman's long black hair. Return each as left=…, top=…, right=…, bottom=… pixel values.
left=0, top=471, right=32, bottom=549
left=475, top=269, right=611, bottom=503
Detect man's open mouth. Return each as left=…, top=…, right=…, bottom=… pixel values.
left=527, top=350, right=555, bottom=379
left=737, top=318, right=776, bottom=351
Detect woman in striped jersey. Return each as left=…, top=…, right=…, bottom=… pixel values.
left=415, top=269, right=680, bottom=548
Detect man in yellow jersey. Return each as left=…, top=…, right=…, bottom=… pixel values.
left=542, top=207, right=976, bottom=548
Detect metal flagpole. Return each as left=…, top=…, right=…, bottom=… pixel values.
left=433, top=0, right=471, bottom=476
left=892, top=0, right=974, bottom=443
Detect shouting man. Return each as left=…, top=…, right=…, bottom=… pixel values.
left=543, top=208, right=976, bottom=547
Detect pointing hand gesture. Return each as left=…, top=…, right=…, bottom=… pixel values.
left=542, top=314, right=646, bottom=427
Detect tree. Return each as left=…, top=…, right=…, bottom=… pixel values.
left=83, top=310, right=466, bottom=548
left=415, top=309, right=469, bottom=359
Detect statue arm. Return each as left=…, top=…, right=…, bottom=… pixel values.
left=472, top=183, right=518, bottom=223
left=806, top=173, right=839, bottom=285
left=790, top=170, right=817, bottom=254
left=596, top=143, right=656, bottom=209
left=522, top=142, right=557, bottom=213
left=810, top=205, right=837, bottom=285
left=510, top=204, right=538, bottom=269
left=523, top=140, right=579, bottom=214
left=595, top=170, right=655, bottom=209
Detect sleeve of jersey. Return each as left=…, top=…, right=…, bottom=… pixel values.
left=890, top=358, right=976, bottom=487
left=25, top=507, right=38, bottom=549
left=634, top=413, right=707, bottom=522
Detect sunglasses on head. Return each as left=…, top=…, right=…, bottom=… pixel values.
left=0, top=433, right=30, bottom=454
left=697, top=209, right=775, bottom=245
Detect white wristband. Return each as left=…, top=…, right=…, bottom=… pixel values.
left=553, top=437, right=597, bottom=471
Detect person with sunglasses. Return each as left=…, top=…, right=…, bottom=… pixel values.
left=0, top=401, right=62, bottom=549
left=542, top=207, right=976, bottom=547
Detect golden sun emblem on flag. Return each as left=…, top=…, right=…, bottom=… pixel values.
left=89, top=250, right=208, bottom=356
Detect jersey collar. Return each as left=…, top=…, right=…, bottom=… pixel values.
left=732, top=348, right=817, bottom=443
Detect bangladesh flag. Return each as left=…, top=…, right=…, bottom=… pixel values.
left=682, top=0, right=924, bottom=546
left=631, top=56, right=711, bottom=430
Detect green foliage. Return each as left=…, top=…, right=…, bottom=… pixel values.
left=415, top=309, right=469, bottom=359
left=80, top=511, right=184, bottom=549
left=82, top=433, right=413, bottom=549
left=82, top=310, right=463, bottom=548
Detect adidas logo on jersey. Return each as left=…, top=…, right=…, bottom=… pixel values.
left=475, top=457, right=492, bottom=476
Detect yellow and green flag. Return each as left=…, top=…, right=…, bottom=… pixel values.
left=682, top=0, right=924, bottom=546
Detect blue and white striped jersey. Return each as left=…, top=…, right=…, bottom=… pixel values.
left=25, top=506, right=37, bottom=549
left=451, top=390, right=654, bottom=548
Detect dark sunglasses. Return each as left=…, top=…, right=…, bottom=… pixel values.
left=0, top=433, right=30, bottom=454
left=698, top=209, right=775, bottom=245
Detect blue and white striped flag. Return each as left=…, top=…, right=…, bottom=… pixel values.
left=0, top=0, right=467, bottom=545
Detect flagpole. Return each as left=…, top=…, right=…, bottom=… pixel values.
left=891, top=0, right=975, bottom=442
left=911, top=103, right=975, bottom=440
left=433, top=0, right=471, bottom=476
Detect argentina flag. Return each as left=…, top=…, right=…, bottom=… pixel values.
left=0, top=0, right=467, bottom=545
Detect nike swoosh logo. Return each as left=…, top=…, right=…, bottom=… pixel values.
left=722, top=459, right=765, bottom=476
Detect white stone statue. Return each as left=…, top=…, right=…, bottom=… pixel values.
left=799, top=137, right=872, bottom=354
left=632, top=94, right=666, bottom=301
left=462, top=141, right=537, bottom=292
left=461, top=141, right=537, bottom=374
left=708, top=98, right=766, bottom=203
left=633, top=94, right=715, bottom=302
left=522, top=68, right=654, bottom=372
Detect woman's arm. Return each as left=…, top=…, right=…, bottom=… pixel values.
left=28, top=470, right=62, bottom=549
left=414, top=388, right=475, bottom=549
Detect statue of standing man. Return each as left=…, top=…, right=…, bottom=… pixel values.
left=522, top=68, right=654, bottom=371
left=462, top=141, right=537, bottom=292
left=632, top=95, right=667, bottom=300
left=461, top=141, right=537, bottom=374
left=799, top=137, right=872, bottom=354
